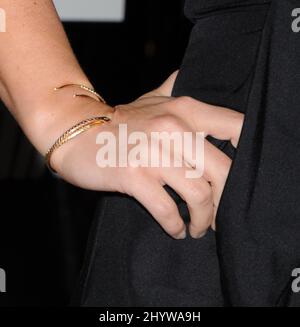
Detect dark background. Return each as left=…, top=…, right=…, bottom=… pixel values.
left=0, top=0, right=191, bottom=306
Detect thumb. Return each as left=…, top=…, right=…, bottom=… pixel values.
left=155, top=70, right=179, bottom=97
left=138, top=70, right=179, bottom=100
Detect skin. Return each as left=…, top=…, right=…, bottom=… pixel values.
left=0, top=0, right=244, bottom=240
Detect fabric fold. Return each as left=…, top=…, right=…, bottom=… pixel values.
left=216, top=0, right=300, bottom=306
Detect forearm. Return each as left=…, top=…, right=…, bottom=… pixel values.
left=0, top=0, right=109, bottom=154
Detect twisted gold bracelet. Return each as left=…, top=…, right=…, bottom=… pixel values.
left=45, top=83, right=110, bottom=173
left=45, top=116, right=111, bottom=174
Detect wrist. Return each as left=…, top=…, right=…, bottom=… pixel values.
left=23, top=84, right=114, bottom=156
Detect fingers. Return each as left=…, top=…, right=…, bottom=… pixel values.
left=129, top=175, right=187, bottom=240
left=161, top=167, right=214, bottom=239
left=177, top=130, right=232, bottom=230
left=126, top=104, right=232, bottom=235
left=114, top=92, right=242, bottom=237
left=170, top=136, right=231, bottom=235
left=156, top=70, right=179, bottom=97
left=201, top=140, right=232, bottom=229
left=168, top=96, right=244, bottom=148
left=166, top=96, right=240, bottom=229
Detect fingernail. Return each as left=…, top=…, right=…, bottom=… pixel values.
left=176, top=228, right=187, bottom=240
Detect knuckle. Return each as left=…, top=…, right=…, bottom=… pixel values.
left=176, top=95, right=194, bottom=106
left=190, top=215, right=212, bottom=232
left=189, top=184, right=212, bottom=206
left=155, top=200, right=177, bottom=219
left=165, top=219, right=185, bottom=237
left=171, top=96, right=201, bottom=118
left=152, top=114, right=183, bottom=132
left=168, top=96, right=195, bottom=111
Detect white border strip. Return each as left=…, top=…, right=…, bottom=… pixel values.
left=54, top=0, right=125, bottom=22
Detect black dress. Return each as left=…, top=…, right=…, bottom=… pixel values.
left=71, top=0, right=300, bottom=306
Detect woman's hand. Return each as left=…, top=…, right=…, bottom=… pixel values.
left=0, top=1, right=243, bottom=240
left=51, top=71, right=244, bottom=240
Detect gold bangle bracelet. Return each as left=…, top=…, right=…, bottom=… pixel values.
left=54, top=83, right=106, bottom=104
left=45, top=116, right=111, bottom=174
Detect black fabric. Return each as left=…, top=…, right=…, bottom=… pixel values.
left=71, top=0, right=300, bottom=306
